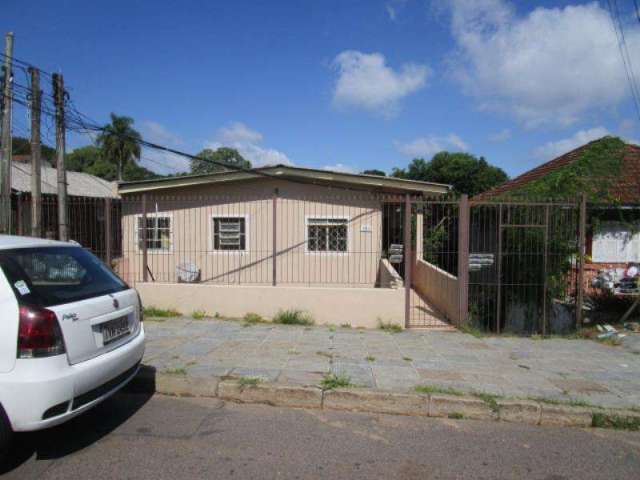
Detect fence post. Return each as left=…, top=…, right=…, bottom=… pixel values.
left=104, top=197, right=112, bottom=267
left=457, top=195, right=470, bottom=327
left=496, top=203, right=503, bottom=334
left=272, top=188, right=278, bottom=286
left=576, top=193, right=587, bottom=328
left=542, top=205, right=550, bottom=336
left=403, top=194, right=412, bottom=328
left=142, top=194, right=148, bottom=282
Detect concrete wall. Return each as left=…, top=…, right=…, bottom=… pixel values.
left=136, top=283, right=405, bottom=329
left=412, top=258, right=460, bottom=324
left=118, top=179, right=383, bottom=288
left=377, top=258, right=403, bottom=289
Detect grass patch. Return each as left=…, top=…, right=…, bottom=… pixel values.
left=459, top=322, right=484, bottom=338
left=243, top=312, right=266, bottom=325
left=287, top=348, right=300, bottom=355
left=238, top=376, right=261, bottom=388
left=366, top=355, right=376, bottom=362
left=328, top=325, right=336, bottom=332
left=316, top=351, right=333, bottom=359
left=144, top=306, right=181, bottom=318
left=191, top=310, right=206, bottom=320
left=320, top=373, right=353, bottom=390
left=340, top=323, right=352, bottom=329
left=476, top=392, right=501, bottom=413
left=592, top=413, right=640, bottom=431
left=378, top=321, right=402, bottom=333
left=415, top=384, right=464, bottom=396
left=273, top=309, right=314, bottom=326
left=528, top=396, right=600, bottom=409
left=163, top=367, right=187, bottom=376
left=448, top=412, right=465, bottom=420
left=402, top=357, right=413, bottom=362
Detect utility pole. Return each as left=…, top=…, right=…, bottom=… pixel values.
left=29, top=67, right=41, bottom=237
left=0, top=32, right=14, bottom=234
left=53, top=73, right=68, bottom=241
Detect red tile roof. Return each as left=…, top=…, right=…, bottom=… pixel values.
left=476, top=138, right=640, bottom=203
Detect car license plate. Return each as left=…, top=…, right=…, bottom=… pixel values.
left=102, top=316, right=130, bottom=344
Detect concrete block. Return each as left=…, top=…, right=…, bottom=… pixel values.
left=323, top=389, right=429, bottom=416
left=218, top=381, right=322, bottom=409
left=498, top=400, right=541, bottom=425
left=539, top=404, right=593, bottom=427
left=156, top=373, right=219, bottom=397
left=429, top=395, right=497, bottom=421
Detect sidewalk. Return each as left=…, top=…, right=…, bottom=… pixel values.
left=142, top=317, right=640, bottom=409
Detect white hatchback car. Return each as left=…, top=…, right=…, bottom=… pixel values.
left=0, top=235, right=145, bottom=459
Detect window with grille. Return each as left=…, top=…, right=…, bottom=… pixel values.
left=307, top=218, right=348, bottom=252
left=213, top=217, right=246, bottom=251
left=137, top=216, right=171, bottom=251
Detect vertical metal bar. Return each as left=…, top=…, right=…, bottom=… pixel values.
left=105, top=198, right=112, bottom=267
left=142, top=194, right=148, bottom=282
left=272, top=188, right=278, bottom=286
left=403, top=194, right=412, bottom=328
left=542, top=204, right=550, bottom=336
left=457, top=195, right=470, bottom=327
left=16, top=194, right=22, bottom=235
left=496, top=203, right=503, bottom=334
left=576, top=194, right=587, bottom=328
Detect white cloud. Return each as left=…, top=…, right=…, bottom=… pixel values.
left=533, top=127, right=609, bottom=160
left=386, top=4, right=397, bottom=21
left=140, top=121, right=183, bottom=146
left=489, top=128, right=511, bottom=142
left=396, top=133, right=469, bottom=157
left=322, top=163, right=356, bottom=174
left=207, top=122, right=292, bottom=167
left=332, top=50, right=430, bottom=115
left=445, top=0, right=640, bottom=127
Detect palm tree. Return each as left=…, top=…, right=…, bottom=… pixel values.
left=96, top=113, right=142, bottom=181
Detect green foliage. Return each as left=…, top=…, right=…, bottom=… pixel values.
left=12, top=136, right=56, bottom=163
left=476, top=392, right=501, bottom=412
left=378, top=320, right=402, bottom=333
left=96, top=113, right=142, bottom=181
left=392, top=152, right=508, bottom=196
left=238, top=376, right=262, bottom=388
left=243, top=312, right=265, bottom=324
left=191, top=310, right=206, bottom=320
left=163, top=367, right=187, bottom=376
left=273, top=309, right=314, bottom=326
left=361, top=169, right=386, bottom=176
left=415, top=385, right=464, bottom=396
left=190, top=147, right=251, bottom=175
left=592, top=413, right=640, bottom=431
left=320, top=373, right=352, bottom=390
left=143, top=306, right=181, bottom=317
left=448, top=412, right=465, bottom=419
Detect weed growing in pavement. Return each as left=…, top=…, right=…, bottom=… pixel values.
left=273, top=309, right=314, bottom=326
left=144, top=306, right=181, bottom=318
left=320, top=373, right=353, bottom=390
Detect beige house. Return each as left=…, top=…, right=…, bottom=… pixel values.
left=117, top=165, right=452, bottom=328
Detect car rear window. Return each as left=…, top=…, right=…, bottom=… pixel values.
left=0, top=246, right=127, bottom=306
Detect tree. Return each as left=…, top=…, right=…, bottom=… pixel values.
left=12, top=136, right=56, bottom=164
left=190, top=147, right=251, bottom=175
left=66, top=144, right=159, bottom=181
left=96, top=113, right=142, bottom=181
left=392, top=152, right=508, bottom=196
left=362, top=169, right=386, bottom=176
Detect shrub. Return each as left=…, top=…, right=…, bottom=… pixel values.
left=191, top=310, right=206, bottom=320
left=243, top=312, right=265, bottom=324
left=320, top=373, right=352, bottom=390
left=273, top=309, right=314, bottom=326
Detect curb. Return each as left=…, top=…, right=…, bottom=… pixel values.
left=126, top=370, right=639, bottom=430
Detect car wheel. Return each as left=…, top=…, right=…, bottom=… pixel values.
left=0, top=409, right=11, bottom=463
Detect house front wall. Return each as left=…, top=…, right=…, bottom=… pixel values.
left=118, top=179, right=384, bottom=287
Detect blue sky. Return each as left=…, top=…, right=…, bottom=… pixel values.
left=2, top=0, right=640, bottom=177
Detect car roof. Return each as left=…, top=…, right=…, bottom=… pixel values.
left=0, top=235, right=74, bottom=250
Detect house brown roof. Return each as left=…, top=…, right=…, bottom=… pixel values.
left=476, top=139, right=640, bottom=203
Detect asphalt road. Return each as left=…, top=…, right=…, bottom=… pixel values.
left=2, top=392, right=640, bottom=480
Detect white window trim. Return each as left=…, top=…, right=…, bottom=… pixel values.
left=304, top=215, right=350, bottom=255
left=209, top=214, right=249, bottom=254
left=134, top=213, right=173, bottom=254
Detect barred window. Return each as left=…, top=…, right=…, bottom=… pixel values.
left=307, top=218, right=348, bottom=252
left=213, top=217, right=246, bottom=251
left=137, top=216, right=171, bottom=251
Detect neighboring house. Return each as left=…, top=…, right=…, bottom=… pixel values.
left=117, top=165, right=451, bottom=328
left=10, top=156, right=120, bottom=257
left=478, top=139, right=640, bottom=288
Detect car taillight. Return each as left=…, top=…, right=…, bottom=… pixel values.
left=136, top=292, right=144, bottom=323
left=17, top=305, right=66, bottom=358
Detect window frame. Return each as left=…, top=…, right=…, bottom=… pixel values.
left=304, top=215, right=350, bottom=255
left=134, top=213, right=173, bottom=254
left=209, top=214, right=249, bottom=254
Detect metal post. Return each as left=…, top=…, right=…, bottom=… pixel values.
left=29, top=67, right=42, bottom=237
left=576, top=194, right=587, bottom=328
left=105, top=197, right=112, bottom=267
left=542, top=205, right=550, bottom=336
left=272, top=188, right=277, bottom=286
left=142, top=194, right=148, bottom=282
left=0, top=32, right=14, bottom=234
left=457, top=195, right=470, bottom=327
left=496, top=203, right=503, bottom=334
left=53, top=73, right=68, bottom=241
left=403, top=194, right=412, bottom=328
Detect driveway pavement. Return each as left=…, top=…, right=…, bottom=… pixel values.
left=143, top=318, right=640, bottom=409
